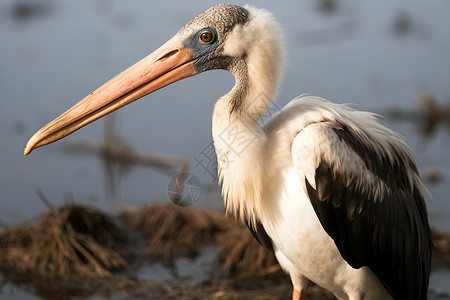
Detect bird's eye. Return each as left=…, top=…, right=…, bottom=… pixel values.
left=199, top=30, right=215, bottom=44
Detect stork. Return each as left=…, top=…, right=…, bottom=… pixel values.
left=24, top=4, right=432, bottom=300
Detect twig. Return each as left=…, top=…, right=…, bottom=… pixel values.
left=36, top=188, right=54, bottom=210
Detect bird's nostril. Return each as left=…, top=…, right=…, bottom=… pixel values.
left=156, top=49, right=179, bottom=62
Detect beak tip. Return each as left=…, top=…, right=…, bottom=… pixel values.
left=24, top=134, right=39, bottom=155
left=24, top=144, right=33, bottom=156
left=23, top=36, right=193, bottom=156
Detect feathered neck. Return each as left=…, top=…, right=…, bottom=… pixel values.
left=211, top=5, right=284, bottom=225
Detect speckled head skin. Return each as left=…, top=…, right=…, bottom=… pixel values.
left=176, top=4, right=249, bottom=72
left=24, top=3, right=284, bottom=154
left=178, top=4, right=249, bottom=46
left=175, top=3, right=284, bottom=115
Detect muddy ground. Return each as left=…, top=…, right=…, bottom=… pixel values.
left=1, top=203, right=449, bottom=300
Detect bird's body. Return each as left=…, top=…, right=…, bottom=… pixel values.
left=215, top=95, right=403, bottom=299
left=25, top=4, right=432, bottom=300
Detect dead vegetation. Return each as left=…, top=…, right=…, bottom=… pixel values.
left=1, top=201, right=450, bottom=299
left=432, top=229, right=450, bottom=267
left=119, top=203, right=234, bottom=261
left=119, top=202, right=280, bottom=277
left=0, top=204, right=128, bottom=278
left=216, top=225, right=280, bottom=276
left=386, top=93, right=450, bottom=138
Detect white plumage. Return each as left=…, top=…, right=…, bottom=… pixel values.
left=24, top=4, right=432, bottom=300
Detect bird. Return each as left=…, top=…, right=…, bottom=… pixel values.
left=24, top=4, right=432, bottom=300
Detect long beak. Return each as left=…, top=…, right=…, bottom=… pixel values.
left=24, top=36, right=197, bottom=155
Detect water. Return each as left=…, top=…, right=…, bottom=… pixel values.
left=1, top=0, right=450, bottom=298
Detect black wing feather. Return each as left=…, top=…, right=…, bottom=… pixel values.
left=246, top=219, right=274, bottom=251
left=305, top=125, right=432, bottom=300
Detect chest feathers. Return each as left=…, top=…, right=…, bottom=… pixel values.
left=212, top=108, right=266, bottom=227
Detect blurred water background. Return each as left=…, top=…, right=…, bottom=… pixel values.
left=1, top=0, right=450, bottom=299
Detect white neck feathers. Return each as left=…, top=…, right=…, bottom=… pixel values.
left=223, top=5, right=284, bottom=117
left=212, top=6, right=284, bottom=225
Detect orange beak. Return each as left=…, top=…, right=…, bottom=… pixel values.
left=24, top=36, right=197, bottom=155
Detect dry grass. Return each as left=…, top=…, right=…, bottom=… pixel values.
left=0, top=223, right=33, bottom=249
left=432, top=229, right=450, bottom=267
left=120, top=203, right=234, bottom=260
left=119, top=203, right=281, bottom=277
left=2, top=201, right=449, bottom=299
left=216, top=224, right=280, bottom=276
left=0, top=202, right=280, bottom=281
left=0, top=204, right=128, bottom=278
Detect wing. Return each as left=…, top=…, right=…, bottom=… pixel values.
left=246, top=219, right=274, bottom=251
left=292, top=121, right=432, bottom=300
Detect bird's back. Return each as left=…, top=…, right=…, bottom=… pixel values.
left=262, top=96, right=432, bottom=299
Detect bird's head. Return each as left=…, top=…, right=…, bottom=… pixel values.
left=24, top=4, right=283, bottom=155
